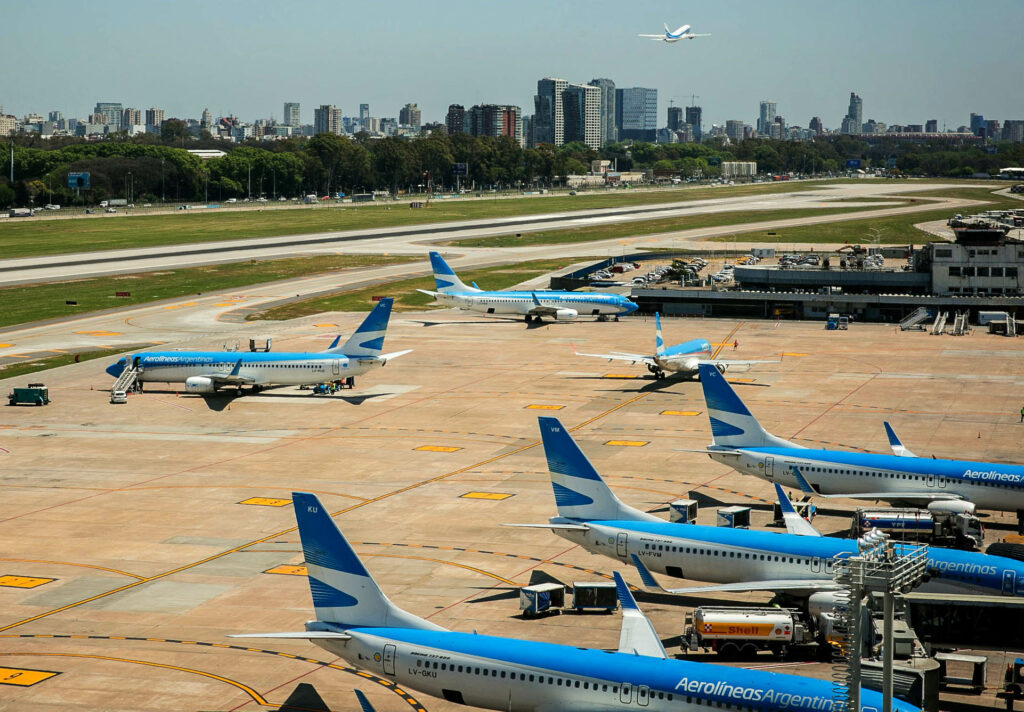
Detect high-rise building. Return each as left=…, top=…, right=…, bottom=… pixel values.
left=399, top=103, right=421, bottom=130
left=843, top=92, right=862, bottom=134
left=616, top=87, right=657, bottom=141
left=725, top=120, right=745, bottom=142
left=757, top=101, right=776, bottom=135
left=533, top=77, right=568, bottom=145
left=445, top=104, right=466, bottom=135
left=94, top=102, right=123, bottom=129
left=667, top=106, right=683, bottom=131
left=587, top=78, right=617, bottom=146
left=809, top=116, right=823, bottom=135
left=314, top=104, right=342, bottom=135
left=466, top=104, right=523, bottom=145
left=359, top=103, right=370, bottom=130
left=562, top=84, right=601, bottom=149
left=925, top=119, right=938, bottom=133
left=1002, top=120, right=1024, bottom=143
left=48, top=110, right=63, bottom=123
left=685, top=105, right=702, bottom=142
left=969, top=113, right=985, bottom=136
left=122, top=108, right=141, bottom=128
left=284, top=102, right=300, bottom=127
left=986, top=119, right=1001, bottom=139
left=145, top=108, right=165, bottom=127
left=200, top=108, right=211, bottom=129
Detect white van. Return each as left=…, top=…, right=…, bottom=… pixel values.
left=110, top=390, right=127, bottom=404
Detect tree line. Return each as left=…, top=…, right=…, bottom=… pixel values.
left=2, top=129, right=1022, bottom=208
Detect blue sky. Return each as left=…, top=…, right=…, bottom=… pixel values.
left=4, top=0, right=1022, bottom=131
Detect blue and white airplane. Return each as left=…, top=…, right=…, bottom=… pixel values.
left=638, top=23, right=712, bottom=42
left=507, top=417, right=1024, bottom=598
left=575, top=312, right=776, bottom=380
left=231, top=491, right=916, bottom=712
left=105, top=298, right=409, bottom=394
left=418, top=252, right=637, bottom=323
left=697, top=364, right=1024, bottom=516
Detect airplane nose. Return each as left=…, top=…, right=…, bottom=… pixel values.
left=623, top=299, right=639, bottom=314
left=105, top=359, right=125, bottom=378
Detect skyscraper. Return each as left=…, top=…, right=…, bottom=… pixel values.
left=667, top=106, right=683, bottom=131
left=925, top=119, right=938, bottom=133
left=200, top=108, right=211, bottom=129
left=843, top=92, right=863, bottom=134
left=446, top=105, right=466, bottom=135
left=466, top=104, right=523, bottom=145
left=359, top=104, right=370, bottom=131
left=758, top=101, right=776, bottom=135
left=533, top=77, right=568, bottom=145
left=809, top=116, right=823, bottom=135
left=616, top=87, right=657, bottom=142
left=562, top=84, right=601, bottom=149
left=685, top=105, right=703, bottom=142
left=587, top=78, right=617, bottom=146
left=122, top=108, right=141, bottom=128
left=314, top=105, right=342, bottom=135
left=725, top=120, right=745, bottom=142
left=284, top=102, right=300, bottom=126
left=145, top=107, right=165, bottom=127
left=399, top=103, right=421, bottom=130
left=94, top=102, right=123, bottom=130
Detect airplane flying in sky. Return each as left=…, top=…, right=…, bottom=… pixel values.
left=506, top=417, right=1024, bottom=598
left=105, top=298, right=409, bottom=394
left=638, top=23, right=711, bottom=42
left=418, top=252, right=637, bottom=322
left=697, top=364, right=1024, bottom=516
left=574, top=313, right=776, bottom=379
left=231, top=492, right=916, bottom=712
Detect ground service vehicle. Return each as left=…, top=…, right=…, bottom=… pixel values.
left=8, top=383, right=49, bottom=406
left=852, top=507, right=983, bottom=550
left=684, top=606, right=812, bottom=659
left=8, top=207, right=33, bottom=217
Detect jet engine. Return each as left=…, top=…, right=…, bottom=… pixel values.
left=184, top=376, right=217, bottom=394
left=716, top=364, right=728, bottom=374
left=806, top=591, right=846, bottom=619
left=927, top=499, right=976, bottom=516
left=552, top=308, right=578, bottom=321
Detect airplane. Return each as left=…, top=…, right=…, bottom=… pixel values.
left=696, top=363, right=1024, bottom=517
left=230, top=491, right=916, bottom=712
left=638, top=23, right=711, bottom=43
left=505, top=417, right=1024, bottom=598
left=417, top=252, right=637, bottom=323
left=104, top=298, right=409, bottom=395
left=573, top=312, right=777, bottom=380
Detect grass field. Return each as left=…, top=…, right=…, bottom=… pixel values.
left=0, top=254, right=416, bottom=329
left=0, top=349, right=115, bottom=382
left=440, top=204, right=888, bottom=248
left=255, top=258, right=589, bottom=321
left=712, top=187, right=1022, bottom=244
left=0, top=181, right=843, bottom=259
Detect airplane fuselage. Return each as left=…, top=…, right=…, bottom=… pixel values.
left=555, top=518, right=1024, bottom=597
left=312, top=625, right=905, bottom=712
left=654, top=339, right=713, bottom=375
left=433, top=290, right=635, bottom=319
left=108, top=351, right=381, bottom=387
left=709, top=446, right=1024, bottom=514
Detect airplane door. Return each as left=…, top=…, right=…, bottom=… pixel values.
left=616, top=532, right=628, bottom=558
left=811, top=556, right=821, bottom=573
left=332, top=360, right=340, bottom=376
left=1004, top=570, right=1016, bottom=596
left=764, top=456, right=775, bottom=481
left=926, top=474, right=935, bottom=488
left=937, top=476, right=947, bottom=489
left=382, top=644, right=396, bottom=675
left=619, top=682, right=633, bottom=704
left=637, top=685, right=650, bottom=706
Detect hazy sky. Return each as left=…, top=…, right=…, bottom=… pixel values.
left=4, top=0, right=1023, bottom=131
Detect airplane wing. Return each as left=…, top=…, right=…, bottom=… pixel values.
left=502, top=522, right=591, bottom=531
left=228, top=631, right=353, bottom=640
left=527, top=292, right=566, bottom=317
left=883, top=421, right=917, bottom=458
left=415, top=288, right=440, bottom=299
left=201, top=358, right=256, bottom=386
left=696, top=358, right=780, bottom=373
left=638, top=33, right=665, bottom=38
left=774, top=483, right=822, bottom=537
left=574, top=348, right=655, bottom=366
left=356, top=349, right=413, bottom=367
left=791, top=466, right=965, bottom=503
left=630, top=555, right=838, bottom=594
left=613, top=571, right=668, bottom=659
left=688, top=33, right=712, bottom=37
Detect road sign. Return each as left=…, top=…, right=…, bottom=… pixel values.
left=451, top=163, right=468, bottom=176
left=845, top=159, right=861, bottom=169
left=67, top=172, right=90, bottom=189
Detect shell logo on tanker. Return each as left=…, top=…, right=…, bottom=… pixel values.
left=703, top=622, right=789, bottom=637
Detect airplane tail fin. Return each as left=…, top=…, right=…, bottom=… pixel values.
left=292, top=492, right=444, bottom=631
left=429, top=252, right=482, bottom=294
left=697, top=364, right=798, bottom=449
left=654, top=313, right=666, bottom=357
left=327, top=298, right=393, bottom=357
left=537, top=417, right=659, bottom=522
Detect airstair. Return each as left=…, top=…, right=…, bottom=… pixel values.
left=1009, top=313, right=1017, bottom=338
left=930, top=312, right=948, bottom=335
left=950, top=311, right=969, bottom=336
left=111, top=366, right=139, bottom=395
left=899, top=307, right=930, bottom=331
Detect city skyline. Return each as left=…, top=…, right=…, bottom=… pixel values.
left=3, top=0, right=1023, bottom=132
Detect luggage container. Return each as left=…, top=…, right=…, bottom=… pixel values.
left=571, top=581, right=618, bottom=613
left=668, top=499, right=698, bottom=524
left=717, top=506, right=751, bottom=529
left=520, top=583, right=564, bottom=617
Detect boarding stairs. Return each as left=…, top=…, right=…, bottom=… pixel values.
left=111, top=366, right=139, bottom=395
left=899, top=306, right=930, bottom=331
left=930, top=312, right=948, bottom=335
left=1008, top=313, right=1018, bottom=337
left=951, top=311, right=969, bottom=336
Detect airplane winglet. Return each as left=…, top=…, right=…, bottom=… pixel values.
left=883, top=421, right=917, bottom=457
left=629, top=554, right=665, bottom=592
left=230, top=358, right=242, bottom=377
left=613, top=571, right=668, bottom=659
left=354, top=689, right=377, bottom=712
left=774, top=483, right=821, bottom=537
left=790, top=466, right=821, bottom=496
left=531, top=291, right=543, bottom=307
